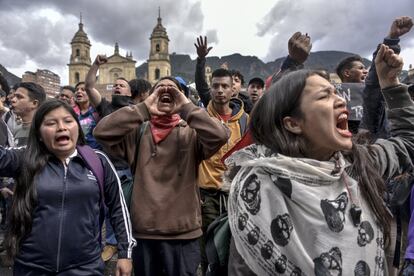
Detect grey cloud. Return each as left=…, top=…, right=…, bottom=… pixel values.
left=206, top=29, right=218, bottom=44
left=0, top=0, right=204, bottom=70
left=258, top=0, right=414, bottom=62
left=0, top=8, right=74, bottom=69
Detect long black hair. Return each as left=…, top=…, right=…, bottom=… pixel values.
left=250, top=69, right=391, bottom=241
left=6, top=99, right=86, bottom=258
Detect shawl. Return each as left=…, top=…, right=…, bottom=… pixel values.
left=225, top=144, right=387, bottom=275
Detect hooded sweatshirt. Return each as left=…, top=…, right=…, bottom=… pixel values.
left=94, top=102, right=229, bottom=239
left=198, top=98, right=248, bottom=191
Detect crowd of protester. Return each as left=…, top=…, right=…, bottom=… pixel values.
left=0, top=15, right=413, bottom=276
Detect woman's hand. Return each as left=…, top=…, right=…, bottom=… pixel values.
left=375, top=44, right=403, bottom=89
left=144, top=87, right=167, bottom=116
left=169, top=86, right=191, bottom=114
left=116, top=258, right=132, bottom=276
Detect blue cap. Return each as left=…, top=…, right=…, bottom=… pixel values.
left=175, top=76, right=189, bottom=98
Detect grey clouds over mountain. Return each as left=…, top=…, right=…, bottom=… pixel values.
left=0, top=0, right=217, bottom=73
left=0, top=0, right=413, bottom=83
left=257, top=0, right=414, bottom=61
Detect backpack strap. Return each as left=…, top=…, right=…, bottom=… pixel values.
left=132, top=121, right=149, bottom=175
left=77, top=145, right=106, bottom=236
left=238, top=112, right=248, bottom=136
left=77, top=145, right=105, bottom=202
left=4, top=111, right=12, bottom=124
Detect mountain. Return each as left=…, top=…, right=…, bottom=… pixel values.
left=136, top=51, right=371, bottom=84
left=0, top=64, right=21, bottom=89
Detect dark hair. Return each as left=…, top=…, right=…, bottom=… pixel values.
left=129, top=79, right=152, bottom=99
left=212, top=68, right=233, bottom=81
left=336, top=55, right=363, bottom=81
left=61, top=85, right=75, bottom=94
left=150, top=76, right=183, bottom=94
left=230, top=70, right=245, bottom=85
left=0, top=74, right=10, bottom=95
left=75, top=81, right=85, bottom=90
left=17, top=82, right=46, bottom=105
left=6, top=99, right=86, bottom=258
left=250, top=69, right=391, bottom=242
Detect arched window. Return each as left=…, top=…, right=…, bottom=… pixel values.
left=155, top=68, right=160, bottom=80
left=113, top=73, right=119, bottom=82
left=156, top=44, right=160, bottom=52
left=75, top=72, right=80, bottom=84
left=76, top=49, right=80, bottom=57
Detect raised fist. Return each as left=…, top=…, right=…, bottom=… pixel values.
left=388, top=16, right=413, bottom=39
left=93, top=54, right=108, bottom=66
left=288, top=32, right=312, bottom=64
left=375, top=44, right=403, bottom=89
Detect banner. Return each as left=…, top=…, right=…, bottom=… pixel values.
left=334, top=83, right=364, bottom=121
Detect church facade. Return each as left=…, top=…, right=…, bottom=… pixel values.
left=67, top=11, right=171, bottom=88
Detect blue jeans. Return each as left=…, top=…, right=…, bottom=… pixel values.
left=402, top=261, right=414, bottom=276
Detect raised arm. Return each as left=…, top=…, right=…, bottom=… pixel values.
left=271, top=32, right=312, bottom=84
left=360, top=16, right=413, bottom=137
left=85, top=55, right=107, bottom=108
left=367, top=45, right=414, bottom=179
left=194, top=36, right=213, bottom=106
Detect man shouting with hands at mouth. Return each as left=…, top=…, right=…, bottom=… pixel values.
left=93, top=76, right=229, bottom=276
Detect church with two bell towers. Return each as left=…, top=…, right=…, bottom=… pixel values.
left=67, top=9, right=171, bottom=89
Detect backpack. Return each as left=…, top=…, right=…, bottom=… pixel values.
left=205, top=212, right=231, bottom=276
left=385, top=172, right=414, bottom=268
left=77, top=145, right=105, bottom=239
left=122, top=121, right=149, bottom=209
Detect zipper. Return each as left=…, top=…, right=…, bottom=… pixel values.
left=56, top=163, right=68, bottom=271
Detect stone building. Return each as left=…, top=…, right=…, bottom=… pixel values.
left=67, top=18, right=91, bottom=86
left=404, top=64, right=414, bottom=84
left=147, top=9, right=171, bottom=85
left=22, top=69, right=60, bottom=98
left=67, top=17, right=136, bottom=95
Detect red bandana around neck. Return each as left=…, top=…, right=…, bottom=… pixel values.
left=150, top=114, right=181, bottom=144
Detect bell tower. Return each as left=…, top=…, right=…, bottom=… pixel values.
left=68, top=14, right=92, bottom=86
left=148, top=8, right=171, bottom=85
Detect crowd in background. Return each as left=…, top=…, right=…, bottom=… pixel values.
left=0, top=15, right=413, bottom=276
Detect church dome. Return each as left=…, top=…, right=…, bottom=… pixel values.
left=71, top=22, right=91, bottom=45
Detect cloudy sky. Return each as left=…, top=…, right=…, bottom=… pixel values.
left=1, top=0, right=414, bottom=84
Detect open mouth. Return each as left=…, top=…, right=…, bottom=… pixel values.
left=160, top=92, right=173, bottom=103
left=55, top=135, right=70, bottom=143
left=336, top=112, right=352, bottom=137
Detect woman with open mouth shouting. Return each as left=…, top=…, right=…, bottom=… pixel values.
left=93, top=76, right=229, bottom=276
left=0, top=99, right=135, bottom=275
left=225, top=44, right=414, bottom=275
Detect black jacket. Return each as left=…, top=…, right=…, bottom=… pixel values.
left=195, top=57, right=253, bottom=113
left=0, top=147, right=135, bottom=272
